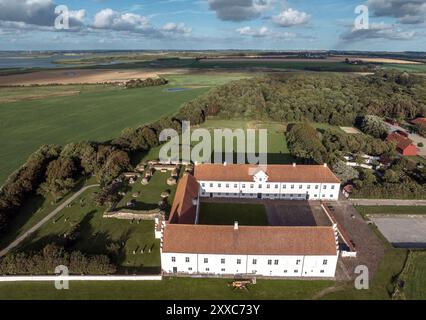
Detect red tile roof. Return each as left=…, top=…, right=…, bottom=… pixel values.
left=168, top=174, right=199, bottom=225
left=163, top=224, right=338, bottom=256
left=194, top=164, right=340, bottom=184
left=387, top=132, right=416, bottom=154
left=412, top=118, right=426, bottom=127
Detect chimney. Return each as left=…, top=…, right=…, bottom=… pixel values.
left=234, top=221, right=239, bottom=231
left=292, top=163, right=296, bottom=167
left=324, top=163, right=328, bottom=168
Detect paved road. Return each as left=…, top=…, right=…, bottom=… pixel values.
left=349, top=199, right=426, bottom=206
left=0, top=184, right=99, bottom=257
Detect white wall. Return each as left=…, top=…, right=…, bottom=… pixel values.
left=161, top=252, right=338, bottom=278
left=199, top=181, right=340, bottom=201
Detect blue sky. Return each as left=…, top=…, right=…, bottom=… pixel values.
left=0, top=0, right=425, bottom=51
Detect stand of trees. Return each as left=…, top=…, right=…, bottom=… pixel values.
left=0, top=244, right=116, bottom=275
left=125, top=77, right=168, bottom=89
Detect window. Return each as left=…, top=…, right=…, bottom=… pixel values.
left=314, top=194, right=318, bottom=198
left=294, top=270, right=298, bottom=273
left=252, top=259, right=257, bottom=265
left=226, top=184, right=229, bottom=188
left=250, top=184, right=254, bottom=189
left=218, top=183, right=222, bottom=188
left=171, top=257, right=176, bottom=262
left=221, top=268, right=225, bottom=272
left=299, top=185, right=303, bottom=189
left=296, top=259, right=301, bottom=265
left=320, top=270, right=325, bottom=274
left=267, top=184, right=270, bottom=189
left=274, top=260, right=279, bottom=265
left=275, top=184, right=279, bottom=189
left=204, top=258, right=208, bottom=264
left=234, top=184, right=238, bottom=188
left=282, top=184, right=286, bottom=189
left=237, top=259, right=241, bottom=265
left=322, top=194, right=326, bottom=198
left=323, top=185, right=327, bottom=190
left=242, top=184, right=246, bottom=189
left=330, top=194, right=333, bottom=198
left=185, top=257, right=190, bottom=263
left=201, top=183, right=205, bottom=187
left=323, top=260, right=328, bottom=265
left=268, top=260, right=272, bottom=265
left=284, top=270, right=288, bottom=274
left=291, top=185, right=295, bottom=189
left=206, top=268, right=210, bottom=272
left=210, top=183, right=213, bottom=188
left=221, top=259, right=225, bottom=264
left=315, top=185, right=319, bottom=190
left=252, top=270, right=257, bottom=274
left=298, top=194, right=302, bottom=198
left=331, top=185, right=335, bottom=190
left=307, top=185, right=311, bottom=190
left=258, top=184, right=262, bottom=189
left=188, top=267, right=192, bottom=271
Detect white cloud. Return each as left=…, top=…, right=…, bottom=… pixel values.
left=162, top=22, right=192, bottom=35
left=208, top=0, right=274, bottom=22
left=341, top=22, right=416, bottom=42
left=272, top=8, right=311, bottom=27
left=236, top=26, right=296, bottom=39
left=93, top=9, right=151, bottom=32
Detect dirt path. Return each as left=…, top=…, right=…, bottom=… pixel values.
left=0, top=184, right=99, bottom=257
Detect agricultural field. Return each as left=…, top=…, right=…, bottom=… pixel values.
left=199, top=203, right=268, bottom=226
left=399, top=251, right=426, bottom=300
left=0, top=73, right=247, bottom=185
left=383, top=63, right=426, bottom=73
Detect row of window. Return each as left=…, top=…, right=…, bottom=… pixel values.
left=180, top=268, right=326, bottom=274
left=200, top=192, right=335, bottom=199
left=201, top=182, right=335, bottom=190
left=173, top=257, right=328, bottom=266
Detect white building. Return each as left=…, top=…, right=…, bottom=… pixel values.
left=195, top=163, right=341, bottom=201
left=159, top=164, right=342, bottom=279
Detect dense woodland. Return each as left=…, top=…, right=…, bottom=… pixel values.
left=1, top=70, right=426, bottom=267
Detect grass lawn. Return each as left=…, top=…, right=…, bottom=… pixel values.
left=399, top=251, right=426, bottom=300
left=116, top=172, right=179, bottom=212
left=16, top=186, right=161, bottom=273
left=356, top=206, right=426, bottom=216
left=383, top=63, right=426, bottom=73
left=0, top=277, right=333, bottom=300
left=199, top=203, right=268, bottom=226
left=138, top=119, right=296, bottom=165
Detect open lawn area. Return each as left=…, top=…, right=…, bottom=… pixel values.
left=199, top=202, right=268, bottom=226
left=13, top=186, right=161, bottom=273
left=399, top=251, right=426, bottom=300
left=138, top=119, right=296, bottom=165
left=0, top=277, right=333, bottom=300
left=356, top=206, right=426, bottom=216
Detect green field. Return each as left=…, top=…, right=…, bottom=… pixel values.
left=0, top=277, right=333, bottom=300
left=138, top=119, right=296, bottom=165
left=399, top=251, right=426, bottom=299
left=14, top=185, right=161, bottom=272
left=383, top=63, right=426, bottom=73
left=0, top=73, right=250, bottom=185
left=199, top=203, right=268, bottom=226
left=356, top=206, right=426, bottom=216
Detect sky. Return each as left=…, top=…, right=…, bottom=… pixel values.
left=0, top=0, right=425, bottom=51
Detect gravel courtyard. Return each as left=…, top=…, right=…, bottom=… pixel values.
left=370, top=215, right=426, bottom=248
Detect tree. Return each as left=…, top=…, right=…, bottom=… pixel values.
left=360, top=115, right=388, bottom=139
left=332, top=161, right=359, bottom=183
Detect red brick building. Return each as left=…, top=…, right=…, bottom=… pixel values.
left=387, top=131, right=418, bottom=156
